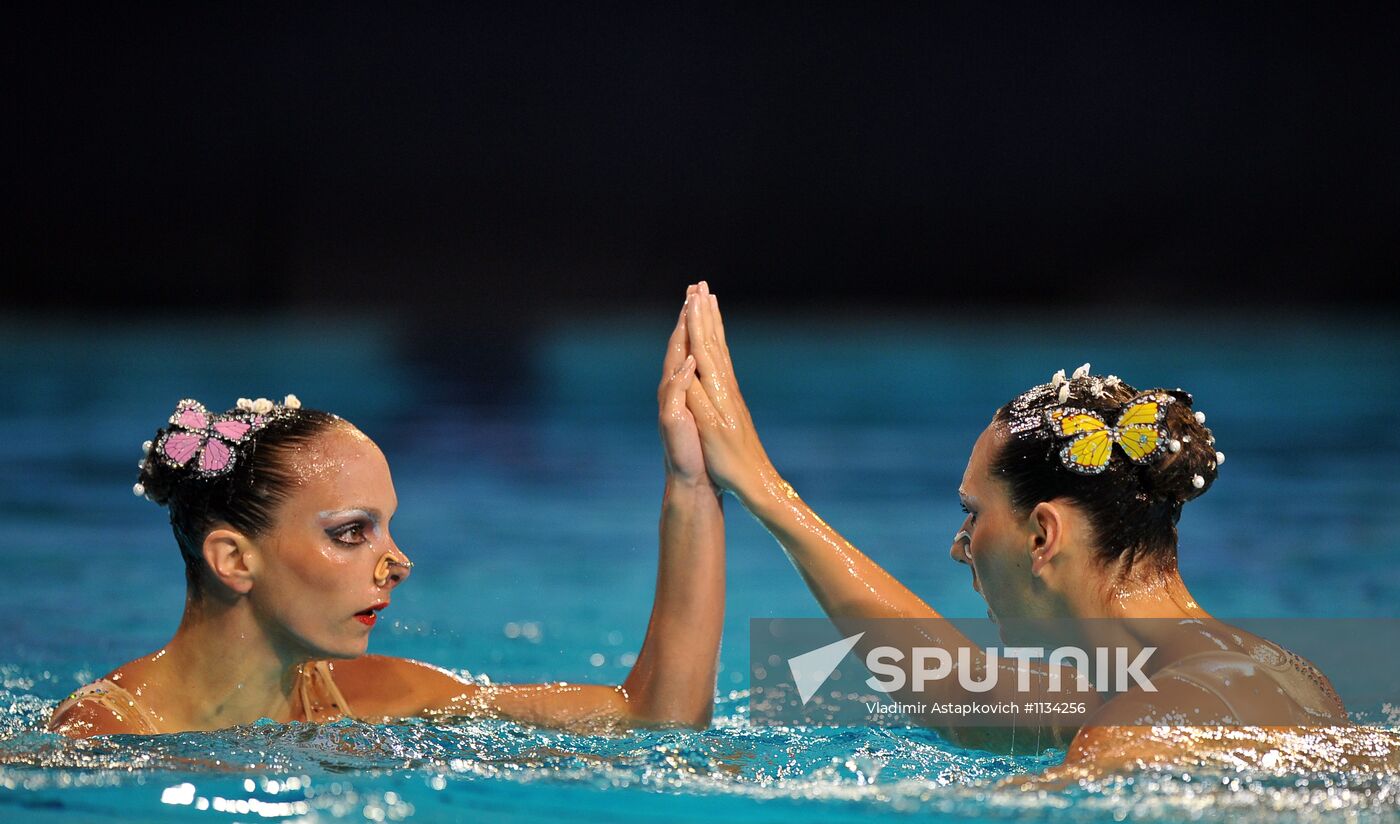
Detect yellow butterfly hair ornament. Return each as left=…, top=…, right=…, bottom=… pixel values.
left=1044, top=391, right=1176, bottom=475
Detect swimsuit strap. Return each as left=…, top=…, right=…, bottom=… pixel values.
left=56, top=663, right=355, bottom=732
left=1168, top=648, right=1276, bottom=670
left=1158, top=658, right=1248, bottom=721
left=1157, top=648, right=1334, bottom=723
left=53, top=679, right=162, bottom=734
left=296, top=660, right=354, bottom=722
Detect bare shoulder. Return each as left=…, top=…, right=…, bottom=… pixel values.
left=324, top=655, right=480, bottom=719
left=1088, top=670, right=1234, bottom=728
left=48, top=692, right=148, bottom=739
left=1061, top=676, right=1235, bottom=766
left=48, top=658, right=160, bottom=738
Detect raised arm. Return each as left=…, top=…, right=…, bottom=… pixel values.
left=351, top=287, right=725, bottom=732
left=680, top=281, right=932, bottom=621
left=613, top=285, right=726, bottom=726
left=679, top=282, right=1086, bottom=750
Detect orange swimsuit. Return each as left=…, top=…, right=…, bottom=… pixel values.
left=51, top=660, right=353, bottom=734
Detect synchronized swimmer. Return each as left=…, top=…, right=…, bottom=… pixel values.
left=675, top=281, right=1398, bottom=782
left=48, top=281, right=1398, bottom=784
left=48, top=288, right=725, bottom=737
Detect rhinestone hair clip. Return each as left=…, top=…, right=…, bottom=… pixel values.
left=1034, top=364, right=1224, bottom=491
left=133, top=394, right=302, bottom=496
left=1044, top=390, right=1176, bottom=475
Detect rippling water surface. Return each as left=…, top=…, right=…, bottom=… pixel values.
left=2, top=312, right=1398, bottom=822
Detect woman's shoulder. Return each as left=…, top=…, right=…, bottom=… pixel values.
left=321, top=655, right=480, bottom=720
left=48, top=665, right=161, bottom=737
left=1162, top=634, right=1347, bottom=723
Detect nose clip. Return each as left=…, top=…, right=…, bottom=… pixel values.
left=373, top=552, right=414, bottom=587
left=953, top=530, right=972, bottom=562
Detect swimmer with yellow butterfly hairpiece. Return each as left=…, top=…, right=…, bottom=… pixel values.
left=677, top=280, right=1399, bottom=783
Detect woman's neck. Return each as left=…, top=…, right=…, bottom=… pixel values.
left=1060, top=564, right=1216, bottom=682
left=140, top=592, right=311, bottom=731
left=1099, top=564, right=1207, bottom=620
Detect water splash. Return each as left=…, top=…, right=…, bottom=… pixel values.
left=3, top=685, right=1397, bottom=822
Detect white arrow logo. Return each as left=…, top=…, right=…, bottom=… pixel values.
left=787, top=632, right=865, bottom=704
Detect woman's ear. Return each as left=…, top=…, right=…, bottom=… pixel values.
left=202, top=527, right=258, bottom=596
left=1027, top=501, right=1064, bottom=577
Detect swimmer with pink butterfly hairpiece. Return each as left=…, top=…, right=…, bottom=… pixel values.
left=49, top=285, right=725, bottom=737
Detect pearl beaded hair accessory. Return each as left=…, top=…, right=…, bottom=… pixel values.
left=1010, top=364, right=1224, bottom=492
left=134, top=395, right=303, bottom=497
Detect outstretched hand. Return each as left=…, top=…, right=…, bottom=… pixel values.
left=682, top=281, right=775, bottom=499
left=658, top=286, right=710, bottom=489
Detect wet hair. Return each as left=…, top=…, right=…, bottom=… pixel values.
left=137, top=404, right=346, bottom=597
left=989, top=374, right=1219, bottom=576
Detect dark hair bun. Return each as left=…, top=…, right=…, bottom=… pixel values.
left=132, top=399, right=344, bottom=597
left=1146, top=394, right=1220, bottom=504
left=137, top=432, right=183, bottom=507
left=992, top=371, right=1222, bottom=571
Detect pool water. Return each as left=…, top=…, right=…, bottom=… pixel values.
left=2, top=310, right=1398, bottom=822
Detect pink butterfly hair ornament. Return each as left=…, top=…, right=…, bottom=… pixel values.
left=151, top=397, right=290, bottom=480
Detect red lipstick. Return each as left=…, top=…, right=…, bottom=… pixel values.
left=355, top=602, right=388, bottom=626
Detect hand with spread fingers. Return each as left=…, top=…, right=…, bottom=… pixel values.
left=680, top=280, right=776, bottom=502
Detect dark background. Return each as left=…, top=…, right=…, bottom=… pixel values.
left=9, top=3, right=1399, bottom=330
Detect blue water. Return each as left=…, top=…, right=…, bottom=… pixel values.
left=2, top=310, right=1398, bottom=822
